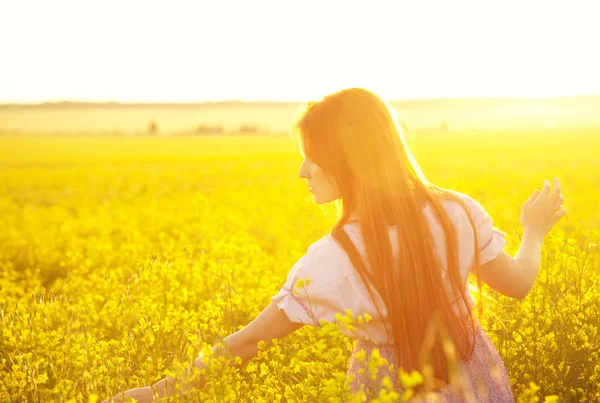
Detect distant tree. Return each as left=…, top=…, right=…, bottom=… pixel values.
left=195, top=124, right=224, bottom=135
left=148, top=120, right=159, bottom=136
left=239, top=124, right=259, bottom=134
left=440, top=119, right=448, bottom=132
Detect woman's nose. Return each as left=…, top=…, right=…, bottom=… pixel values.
left=298, top=161, right=309, bottom=179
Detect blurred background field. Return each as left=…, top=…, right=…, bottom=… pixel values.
left=1, top=96, right=599, bottom=136
left=1, top=126, right=599, bottom=401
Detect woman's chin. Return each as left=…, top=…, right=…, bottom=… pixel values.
left=313, top=194, right=336, bottom=205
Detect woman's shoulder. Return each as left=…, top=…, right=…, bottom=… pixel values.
left=439, top=189, right=477, bottom=206
left=305, top=233, right=342, bottom=257
left=432, top=189, right=487, bottom=219
left=302, top=233, right=356, bottom=284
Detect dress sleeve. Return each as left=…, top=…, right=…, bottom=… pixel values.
left=270, top=235, right=357, bottom=327
left=465, top=196, right=507, bottom=267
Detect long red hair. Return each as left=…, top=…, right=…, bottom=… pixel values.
left=293, top=88, right=485, bottom=388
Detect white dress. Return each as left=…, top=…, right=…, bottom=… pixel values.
left=270, top=191, right=514, bottom=401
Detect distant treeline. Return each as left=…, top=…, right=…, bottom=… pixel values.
left=1, top=95, right=599, bottom=135
left=147, top=121, right=262, bottom=135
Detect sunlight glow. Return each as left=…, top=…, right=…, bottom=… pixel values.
left=0, top=0, right=598, bottom=103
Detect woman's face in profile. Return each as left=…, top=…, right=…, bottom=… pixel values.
left=298, top=154, right=341, bottom=204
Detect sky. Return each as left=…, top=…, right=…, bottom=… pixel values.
left=1, top=0, right=599, bottom=103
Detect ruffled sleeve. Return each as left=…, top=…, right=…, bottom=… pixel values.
left=270, top=235, right=361, bottom=327
left=463, top=195, right=507, bottom=267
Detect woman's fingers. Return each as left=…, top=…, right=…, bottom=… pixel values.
left=548, top=177, right=561, bottom=202
left=539, top=179, right=551, bottom=199
left=541, top=177, right=564, bottom=212
left=534, top=178, right=563, bottom=211
left=525, top=189, right=540, bottom=205
left=553, top=191, right=564, bottom=210
left=552, top=177, right=561, bottom=195
left=521, top=177, right=564, bottom=237
left=545, top=206, right=567, bottom=232
left=540, top=179, right=550, bottom=200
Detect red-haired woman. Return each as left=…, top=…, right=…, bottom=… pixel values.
left=105, top=88, right=565, bottom=402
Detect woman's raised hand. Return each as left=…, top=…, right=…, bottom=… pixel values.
left=521, top=177, right=566, bottom=239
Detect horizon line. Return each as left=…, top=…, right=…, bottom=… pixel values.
left=2, top=93, right=600, bottom=106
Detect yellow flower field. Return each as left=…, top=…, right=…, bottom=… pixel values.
left=0, top=130, right=598, bottom=402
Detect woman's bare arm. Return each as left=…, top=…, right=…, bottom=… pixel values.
left=153, top=302, right=303, bottom=397
left=476, top=233, right=543, bottom=299
left=474, top=178, right=565, bottom=300
left=104, top=302, right=303, bottom=402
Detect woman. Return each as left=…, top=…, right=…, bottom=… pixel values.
left=104, top=88, right=566, bottom=402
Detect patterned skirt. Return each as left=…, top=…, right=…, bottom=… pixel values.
left=345, top=323, right=515, bottom=402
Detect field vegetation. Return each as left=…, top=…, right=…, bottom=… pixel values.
left=0, top=130, right=598, bottom=402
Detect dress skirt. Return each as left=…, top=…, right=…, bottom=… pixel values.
left=345, top=322, right=515, bottom=402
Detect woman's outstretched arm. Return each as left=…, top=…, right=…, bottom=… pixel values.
left=475, top=178, right=566, bottom=299
left=104, top=302, right=303, bottom=402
